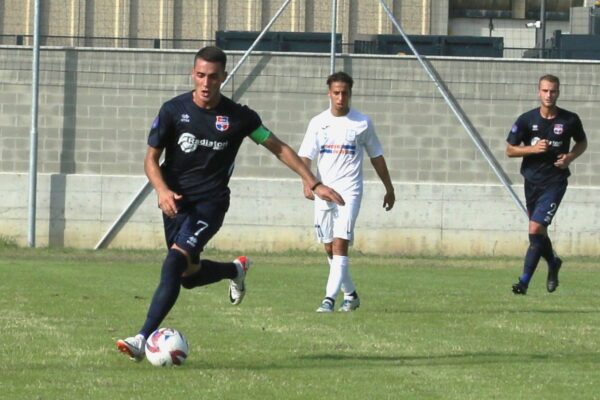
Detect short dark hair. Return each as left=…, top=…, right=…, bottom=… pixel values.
left=195, top=46, right=227, bottom=69
left=539, top=74, right=560, bottom=88
left=327, top=71, right=354, bottom=90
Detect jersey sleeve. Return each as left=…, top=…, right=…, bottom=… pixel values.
left=248, top=125, right=272, bottom=144
left=236, top=104, right=265, bottom=144
left=571, top=113, right=587, bottom=143
left=506, top=114, right=527, bottom=146
left=298, top=118, right=319, bottom=160
left=147, top=103, right=175, bottom=149
left=363, top=118, right=384, bottom=158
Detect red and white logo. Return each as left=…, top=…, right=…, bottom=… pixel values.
left=215, top=116, right=230, bottom=132
left=553, top=124, right=563, bottom=135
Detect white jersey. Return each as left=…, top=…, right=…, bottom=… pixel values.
left=299, top=108, right=383, bottom=208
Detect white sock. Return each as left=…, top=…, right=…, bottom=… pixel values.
left=325, top=255, right=347, bottom=301
left=340, top=257, right=356, bottom=299
left=332, top=255, right=352, bottom=295
left=328, top=255, right=355, bottom=298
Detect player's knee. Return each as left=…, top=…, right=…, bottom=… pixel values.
left=332, top=238, right=349, bottom=255
left=171, top=244, right=190, bottom=259
left=528, top=220, right=547, bottom=235
left=180, top=263, right=200, bottom=289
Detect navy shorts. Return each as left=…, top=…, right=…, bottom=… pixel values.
left=162, top=198, right=230, bottom=264
left=524, top=180, right=567, bottom=227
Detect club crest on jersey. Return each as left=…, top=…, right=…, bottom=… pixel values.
left=345, top=129, right=357, bottom=141
left=553, top=124, right=564, bottom=135
left=215, top=116, right=230, bottom=132
left=180, top=114, right=190, bottom=123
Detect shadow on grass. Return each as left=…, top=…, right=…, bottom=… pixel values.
left=377, top=308, right=600, bottom=315
left=295, top=350, right=600, bottom=367
left=183, top=351, right=600, bottom=371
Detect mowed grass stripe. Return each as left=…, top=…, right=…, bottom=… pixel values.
left=0, top=248, right=599, bottom=399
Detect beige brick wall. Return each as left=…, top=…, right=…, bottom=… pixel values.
left=0, top=0, right=436, bottom=47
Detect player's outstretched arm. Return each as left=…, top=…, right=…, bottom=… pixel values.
left=144, top=146, right=182, bottom=218
left=261, top=133, right=344, bottom=205
left=370, top=156, right=395, bottom=211
left=299, top=157, right=315, bottom=200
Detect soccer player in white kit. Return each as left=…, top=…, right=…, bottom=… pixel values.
left=299, top=72, right=395, bottom=312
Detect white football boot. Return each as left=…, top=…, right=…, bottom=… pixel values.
left=229, top=256, right=252, bottom=305
left=316, top=298, right=334, bottom=313
left=338, top=297, right=360, bottom=312
left=116, top=334, right=146, bottom=362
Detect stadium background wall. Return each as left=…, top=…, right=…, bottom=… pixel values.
left=0, top=47, right=598, bottom=255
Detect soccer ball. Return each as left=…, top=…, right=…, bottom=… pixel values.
left=145, top=327, right=189, bottom=366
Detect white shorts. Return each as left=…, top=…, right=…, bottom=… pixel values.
left=314, top=200, right=361, bottom=244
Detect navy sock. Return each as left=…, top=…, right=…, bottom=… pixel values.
left=540, top=236, right=558, bottom=267
left=181, top=259, right=237, bottom=289
left=140, top=249, right=188, bottom=338
left=520, top=234, right=545, bottom=285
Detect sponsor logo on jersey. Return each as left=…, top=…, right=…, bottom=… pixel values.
left=178, top=132, right=199, bottom=153
left=180, top=114, right=190, bottom=123
left=177, top=132, right=229, bottom=153
left=319, top=144, right=356, bottom=155
left=549, top=140, right=563, bottom=147
left=553, top=124, right=563, bottom=135
left=215, top=116, right=230, bottom=132
left=531, top=136, right=562, bottom=148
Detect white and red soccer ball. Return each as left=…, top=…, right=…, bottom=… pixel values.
left=145, top=327, right=189, bottom=367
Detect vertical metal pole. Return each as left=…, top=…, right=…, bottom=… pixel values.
left=96, top=0, right=294, bottom=249
left=540, top=0, right=546, bottom=58
left=330, top=0, right=337, bottom=74
left=379, top=0, right=527, bottom=217
left=221, top=0, right=292, bottom=89
left=28, top=0, right=41, bottom=247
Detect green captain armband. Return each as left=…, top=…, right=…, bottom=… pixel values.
left=249, top=125, right=272, bottom=144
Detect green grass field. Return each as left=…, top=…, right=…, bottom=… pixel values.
left=1, top=245, right=599, bottom=400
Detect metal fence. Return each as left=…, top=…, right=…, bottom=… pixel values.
left=2, top=0, right=599, bottom=59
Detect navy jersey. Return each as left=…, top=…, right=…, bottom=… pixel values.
left=507, top=107, right=586, bottom=184
left=148, top=92, right=262, bottom=202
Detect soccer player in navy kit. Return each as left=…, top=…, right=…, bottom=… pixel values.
left=506, top=74, right=587, bottom=295
left=116, top=46, right=344, bottom=361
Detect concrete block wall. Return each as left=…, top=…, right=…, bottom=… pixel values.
left=0, top=46, right=598, bottom=255
left=2, top=172, right=598, bottom=256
